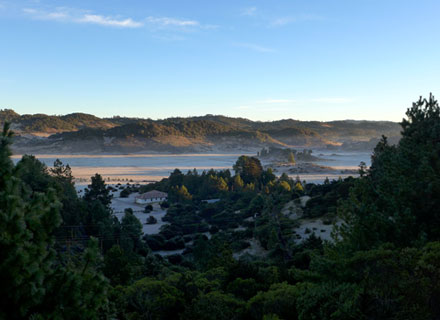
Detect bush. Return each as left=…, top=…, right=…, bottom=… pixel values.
left=146, top=215, right=157, bottom=224
left=164, top=236, right=185, bottom=250
left=231, top=240, right=251, bottom=252
left=120, top=188, right=130, bottom=198
left=144, top=204, right=153, bottom=213
left=144, top=234, right=166, bottom=250
left=160, top=200, right=170, bottom=209
left=167, top=254, right=183, bottom=265
left=248, top=282, right=301, bottom=320
left=227, top=278, right=261, bottom=300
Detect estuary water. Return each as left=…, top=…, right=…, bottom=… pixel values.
left=11, top=151, right=371, bottom=184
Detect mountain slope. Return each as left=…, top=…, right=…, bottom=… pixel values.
left=0, top=109, right=401, bottom=153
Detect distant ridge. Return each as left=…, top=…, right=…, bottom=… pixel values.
left=0, top=109, right=401, bottom=153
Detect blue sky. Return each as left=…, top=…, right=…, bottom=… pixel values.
left=1, top=0, right=439, bottom=121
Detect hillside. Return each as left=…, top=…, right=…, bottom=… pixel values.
left=0, top=109, right=117, bottom=135
left=0, top=109, right=401, bottom=153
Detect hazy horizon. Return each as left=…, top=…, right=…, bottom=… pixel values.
left=3, top=108, right=405, bottom=123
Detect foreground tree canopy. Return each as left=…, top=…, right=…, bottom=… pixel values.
left=1, top=94, right=440, bottom=319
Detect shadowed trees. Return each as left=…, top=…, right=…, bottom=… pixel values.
left=0, top=123, right=109, bottom=319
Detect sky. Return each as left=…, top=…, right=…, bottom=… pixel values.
left=1, top=0, right=439, bottom=122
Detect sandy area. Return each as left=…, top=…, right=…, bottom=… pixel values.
left=14, top=153, right=249, bottom=183
left=11, top=153, right=249, bottom=159
left=260, top=150, right=370, bottom=183
left=13, top=151, right=370, bottom=184
left=110, top=193, right=169, bottom=235
left=294, top=218, right=336, bottom=242
left=281, top=200, right=303, bottom=219
left=75, top=183, right=169, bottom=235
left=72, top=167, right=167, bottom=182
left=69, top=166, right=232, bottom=182
left=233, top=238, right=268, bottom=259
left=263, top=160, right=360, bottom=183
left=154, top=249, right=185, bottom=256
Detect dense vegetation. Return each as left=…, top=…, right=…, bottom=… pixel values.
left=1, top=95, right=440, bottom=319
left=258, top=147, right=318, bottom=163
left=0, top=109, right=116, bottom=133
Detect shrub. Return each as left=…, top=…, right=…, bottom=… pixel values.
left=144, top=234, right=166, bottom=250
left=167, top=254, right=183, bottom=265
left=164, top=237, right=185, bottom=250
left=231, top=240, right=251, bottom=252
left=160, top=200, right=170, bottom=209
left=146, top=215, right=157, bottom=224
left=120, top=188, right=130, bottom=198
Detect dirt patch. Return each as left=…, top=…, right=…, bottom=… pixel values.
left=294, top=218, right=341, bottom=243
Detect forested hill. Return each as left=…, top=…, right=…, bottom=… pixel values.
left=0, top=109, right=401, bottom=153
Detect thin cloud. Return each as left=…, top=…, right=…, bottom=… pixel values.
left=79, top=14, right=143, bottom=28
left=22, top=7, right=204, bottom=30
left=270, top=17, right=295, bottom=27
left=235, top=42, right=276, bottom=53
left=145, top=16, right=199, bottom=27
left=242, top=7, right=257, bottom=16
left=23, top=7, right=143, bottom=28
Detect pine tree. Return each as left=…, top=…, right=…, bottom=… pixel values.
left=0, top=123, right=62, bottom=318
left=120, top=210, right=143, bottom=251
left=84, top=173, right=112, bottom=209
left=0, top=123, right=109, bottom=319
left=50, top=158, right=73, bottom=184
left=337, top=94, right=440, bottom=249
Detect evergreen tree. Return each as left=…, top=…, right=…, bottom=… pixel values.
left=0, top=123, right=62, bottom=318
left=50, top=158, right=73, bottom=184
left=84, top=173, right=112, bottom=209
left=233, top=156, right=263, bottom=185
left=337, top=94, right=440, bottom=248
left=120, top=210, right=143, bottom=252
left=0, top=123, right=109, bottom=319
